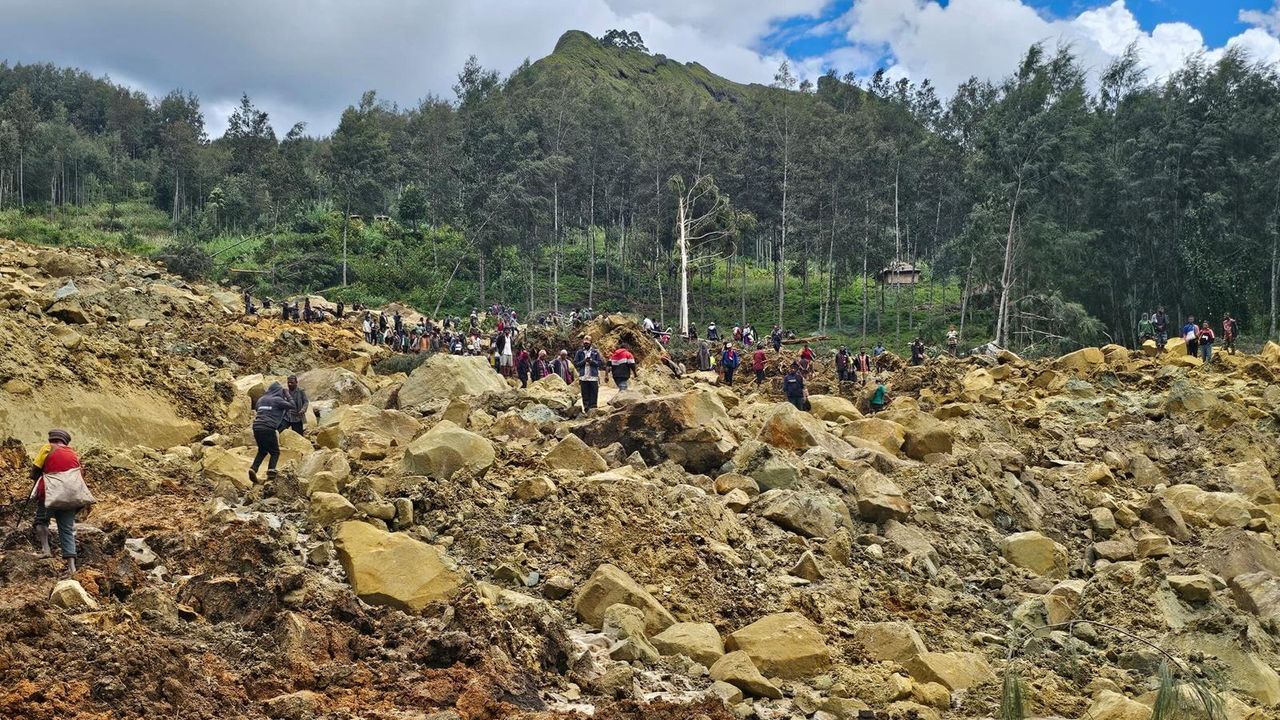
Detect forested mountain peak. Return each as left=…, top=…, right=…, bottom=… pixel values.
left=521, top=29, right=761, bottom=103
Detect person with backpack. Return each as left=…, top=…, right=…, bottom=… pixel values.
left=30, top=428, right=93, bottom=574
left=720, top=342, right=741, bottom=385
left=608, top=343, right=639, bottom=391
left=574, top=336, right=604, bottom=412
left=1198, top=321, right=1215, bottom=363
left=707, top=322, right=719, bottom=341
left=1182, top=315, right=1200, bottom=357
left=782, top=363, right=807, bottom=410
left=249, top=382, right=290, bottom=484
left=752, top=343, right=767, bottom=385
left=1222, top=313, right=1238, bottom=355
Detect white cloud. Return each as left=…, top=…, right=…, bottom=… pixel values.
left=822, top=0, right=1280, bottom=93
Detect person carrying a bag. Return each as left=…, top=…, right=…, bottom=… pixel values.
left=30, top=428, right=94, bottom=574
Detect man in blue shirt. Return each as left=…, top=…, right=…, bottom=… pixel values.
left=1182, top=315, right=1200, bottom=357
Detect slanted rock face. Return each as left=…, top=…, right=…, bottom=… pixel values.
left=202, top=446, right=254, bottom=490
left=710, top=651, right=781, bottom=699
left=853, top=621, right=927, bottom=664
left=544, top=434, right=607, bottom=473
left=842, top=418, right=908, bottom=456
left=1229, top=572, right=1280, bottom=626
left=402, top=420, right=494, bottom=479
left=1083, top=690, right=1150, bottom=720
left=1159, top=484, right=1255, bottom=528
left=573, top=388, right=737, bottom=473
left=1056, top=347, right=1105, bottom=372
left=758, top=402, right=856, bottom=458
left=651, top=622, right=725, bottom=666
left=316, top=404, right=419, bottom=453
left=753, top=489, right=851, bottom=538
left=296, top=367, right=371, bottom=405
left=574, top=563, right=676, bottom=635
left=852, top=469, right=912, bottom=522
left=1002, top=531, right=1069, bottom=578
left=806, top=394, right=862, bottom=422
left=333, top=521, right=464, bottom=612
left=905, top=651, right=996, bottom=691
left=397, top=354, right=510, bottom=407
left=725, top=612, right=832, bottom=679
left=878, top=408, right=953, bottom=459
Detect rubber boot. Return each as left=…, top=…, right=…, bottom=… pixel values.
left=35, top=525, right=51, bottom=557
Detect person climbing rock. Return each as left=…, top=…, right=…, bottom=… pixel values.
left=608, top=342, right=639, bottom=391
left=249, top=382, right=290, bottom=483
left=782, top=363, right=807, bottom=410
left=574, top=336, right=604, bottom=413
left=284, top=374, right=308, bottom=435
left=29, top=428, right=93, bottom=574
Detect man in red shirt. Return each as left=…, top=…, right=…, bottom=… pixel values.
left=30, top=428, right=88, bottom=573
left=752, top=344, right=767, bottom=385
left=608, top=343, right=640, bottom=391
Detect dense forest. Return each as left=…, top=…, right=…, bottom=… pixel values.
left=1, top=29, right=1279, bottom=352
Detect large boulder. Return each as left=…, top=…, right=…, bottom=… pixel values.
left=316, top=404, right=420, bottom=456
left=333, top=521, right=464, bottom=612
left=731, top=441, right=801, bottom=490
left=296, top=367, right=372, bottom=405
left=1159, top=484, right=1255, bottom=528
left=574, top=564, right=676, bottom=635
left=710, top=651, right=781, bottom=699
left=573, top=388, right=736, bottom=473
left=725, top=612, right=832, bottom=679
left=879, top=408, right=952, bottom=459
left=1082, top=690, right=1150, bottom=720
left=398, top=354, right=510, bottom=407
left=758, top=402, right=856, bottom=459
left=308, top=492, right=356, bottom=526
left=904, top=652, right=996, bottom=691
left=402, top=420, right=495, bottom=479
left=1165, top=378, right=1215, bottom=414
left=1056, top=347, right=1105, bottom=372
left=1229, top=572, right=1280, bottom=626
left=806, top=395, right=862, bottom=422
left=544, top=434, right=608, bottom=473
left=651, top=622, right=725, bottom=666
left=523, top=372, right=579, bottom=412
left=753, top=489, right=851, bottom=538
left=1001, top=531, right=1069, bottom=578
left=852, top=621, right=927, bottom=664
left=852, top=469, right=912, bottom=522
left=841, top=418, right=908, bottom=456
left=202, top=446, right=254, bottom=490
left=50, top=579, right=99, bottom=611
left=1223, top=459, right=1275, bottom=501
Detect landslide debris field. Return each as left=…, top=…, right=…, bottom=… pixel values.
left=3, top=241, right=1280, bottom=720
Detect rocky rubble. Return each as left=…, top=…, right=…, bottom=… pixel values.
left=2, top=240, right=1280, bottom=719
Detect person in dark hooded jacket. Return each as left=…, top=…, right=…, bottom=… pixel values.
left=249, top=382, right=289, bottom=482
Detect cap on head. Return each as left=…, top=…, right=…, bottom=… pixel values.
left=48, top=428, right=71, bottom=444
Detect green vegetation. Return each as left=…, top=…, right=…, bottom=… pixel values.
left=1, top=32, right=1278, bottom=354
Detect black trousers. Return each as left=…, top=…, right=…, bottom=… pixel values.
left=286, top=421, right=304, bottom=435
left=724, top=368, right=734, bottom=385
left=251, top=427, right=280, bottom=472
left=755, top=369, right=765, bottom=384
left=581, top=381, right=599, bottom=412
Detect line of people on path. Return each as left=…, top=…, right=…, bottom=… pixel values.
left=1138, top=307, right=1237, bottom=362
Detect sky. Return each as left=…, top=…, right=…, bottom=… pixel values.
left=3, top=0, right=1280, bottom=136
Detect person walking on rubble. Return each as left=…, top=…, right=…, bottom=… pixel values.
left=752, top=343, right=767, bottom=385
left=249, top=382, right=290, bottom=484
left=574, top=336, right=604, bottom=413
left=608, top=342, right=639, bottom=391
left=30, top=428, right=94, bottom=574
left=720, top=342, right=740, bottom=385
left=782, top=363, right=807, bottom=410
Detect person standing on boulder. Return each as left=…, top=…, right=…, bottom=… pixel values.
left=1198, top=321, right=1215, bottom=363
left=782, top=363, right=807, bottom=410
left=1222, top=313, right=1238, bottom=355
left=574, top=337, right=604, bottom=412
left=249, top=383, right=290, bottom=483
left=720, top=342, right=740, bottom=385
left=1137, top=313, right=1154, bottom=346
left=283, top=375, right=309, bottom=435
left=1153, top=307, right=1169, bottom=348
left=30, top=429, right=92, bottom=574
left=608, top=342, right=639, bottom=391
left=752, top=343, right=767, bottom=385
left=1182, top=315, right=1200, bottom=357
